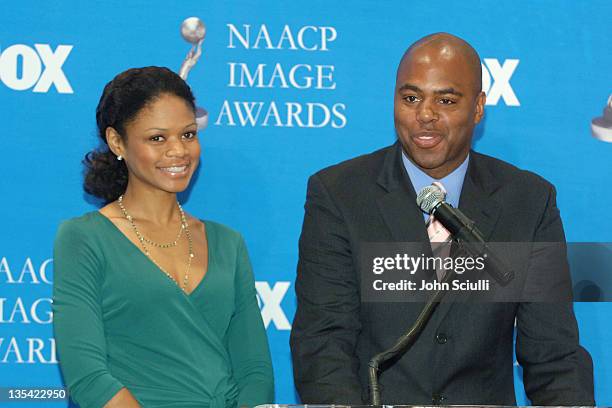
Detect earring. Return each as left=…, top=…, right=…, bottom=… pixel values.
left=117, top=155, right=123, bottom=161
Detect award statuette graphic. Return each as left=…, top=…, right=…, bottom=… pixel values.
left=179, top=17, right=208, bottom=130
left=591, top=94, right=612, bottom=142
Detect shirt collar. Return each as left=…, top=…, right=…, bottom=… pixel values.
left=401, top=150, right=470, bottom=216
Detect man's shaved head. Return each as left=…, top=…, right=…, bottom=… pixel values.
left=394, top=33, right=486, bottom=179
left=398, top=33, right=482, bottom=94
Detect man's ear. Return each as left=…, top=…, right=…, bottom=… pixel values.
left=106, top=127, right=125, bottom=159
left=474, top=91, right=486, bottom=125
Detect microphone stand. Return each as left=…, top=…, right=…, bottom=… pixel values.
left=368, top=266, right=457, bottom=405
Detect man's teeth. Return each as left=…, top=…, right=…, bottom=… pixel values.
left=161, top=166, right=187, bottom=173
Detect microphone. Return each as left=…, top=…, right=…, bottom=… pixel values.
left=416, top=184, right=514, bottom=286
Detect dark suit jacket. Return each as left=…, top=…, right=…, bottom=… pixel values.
left=290, top=142, right=594, bottom=405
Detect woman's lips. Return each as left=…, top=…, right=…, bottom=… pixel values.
left=158, top=164, right=190, bottom=177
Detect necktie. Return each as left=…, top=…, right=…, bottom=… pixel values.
left=426, top=182, right=451, bottom=280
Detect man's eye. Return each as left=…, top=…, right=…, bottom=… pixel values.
left=404, top=95, right=420, bottom=103
left=439, top=98, right=456, bottom=105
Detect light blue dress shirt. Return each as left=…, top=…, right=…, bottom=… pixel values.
left=401, top=151, right=470, bottom=220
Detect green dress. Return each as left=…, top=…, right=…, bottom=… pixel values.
left=52, top=212, right=274, bottom=408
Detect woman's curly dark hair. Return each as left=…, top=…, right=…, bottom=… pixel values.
left=84, top=66, right=196, bottom=203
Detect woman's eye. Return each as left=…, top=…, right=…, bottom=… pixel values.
left=183, top=131, right=197, bottom=139
left=149, top=135, right=165, bottom=142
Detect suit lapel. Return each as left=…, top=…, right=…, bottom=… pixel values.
left=375, top=143, right=434, bottom=291
left=433, top=152, right=503, bottom=326
left=458, top=152, right=502, bottom=242
left=375, top=142, right=430, bottom=244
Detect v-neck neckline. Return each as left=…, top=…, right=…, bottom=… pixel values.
left=93, top=211, right=212, bottom=298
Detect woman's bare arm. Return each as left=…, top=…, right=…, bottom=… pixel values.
left=104, top=388, right=141, bottom=407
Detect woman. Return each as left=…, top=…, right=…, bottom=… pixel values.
left=53, top=67, right=274, bottom=408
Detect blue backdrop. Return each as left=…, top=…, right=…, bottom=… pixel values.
left=1, top=1, right=611, bottom=406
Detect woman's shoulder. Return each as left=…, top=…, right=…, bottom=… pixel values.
left=201, top=220, right=242, bottom=240
left=58, top=211, right=104, bottom=229
left=190, top=217, right=245, bottom=246
left=55, top=212, right=107, bottom=241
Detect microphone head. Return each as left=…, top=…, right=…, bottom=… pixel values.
left=416, top=184, right=445, bottom=214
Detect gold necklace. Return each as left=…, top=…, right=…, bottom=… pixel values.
left=117, top=195, right=194, bottom=291
left=118, top=196, right=184, bottom=248
left=145, top=223, right=184, bottom=248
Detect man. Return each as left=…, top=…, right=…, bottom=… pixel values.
left=290, top=33, right=594, bottom=405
